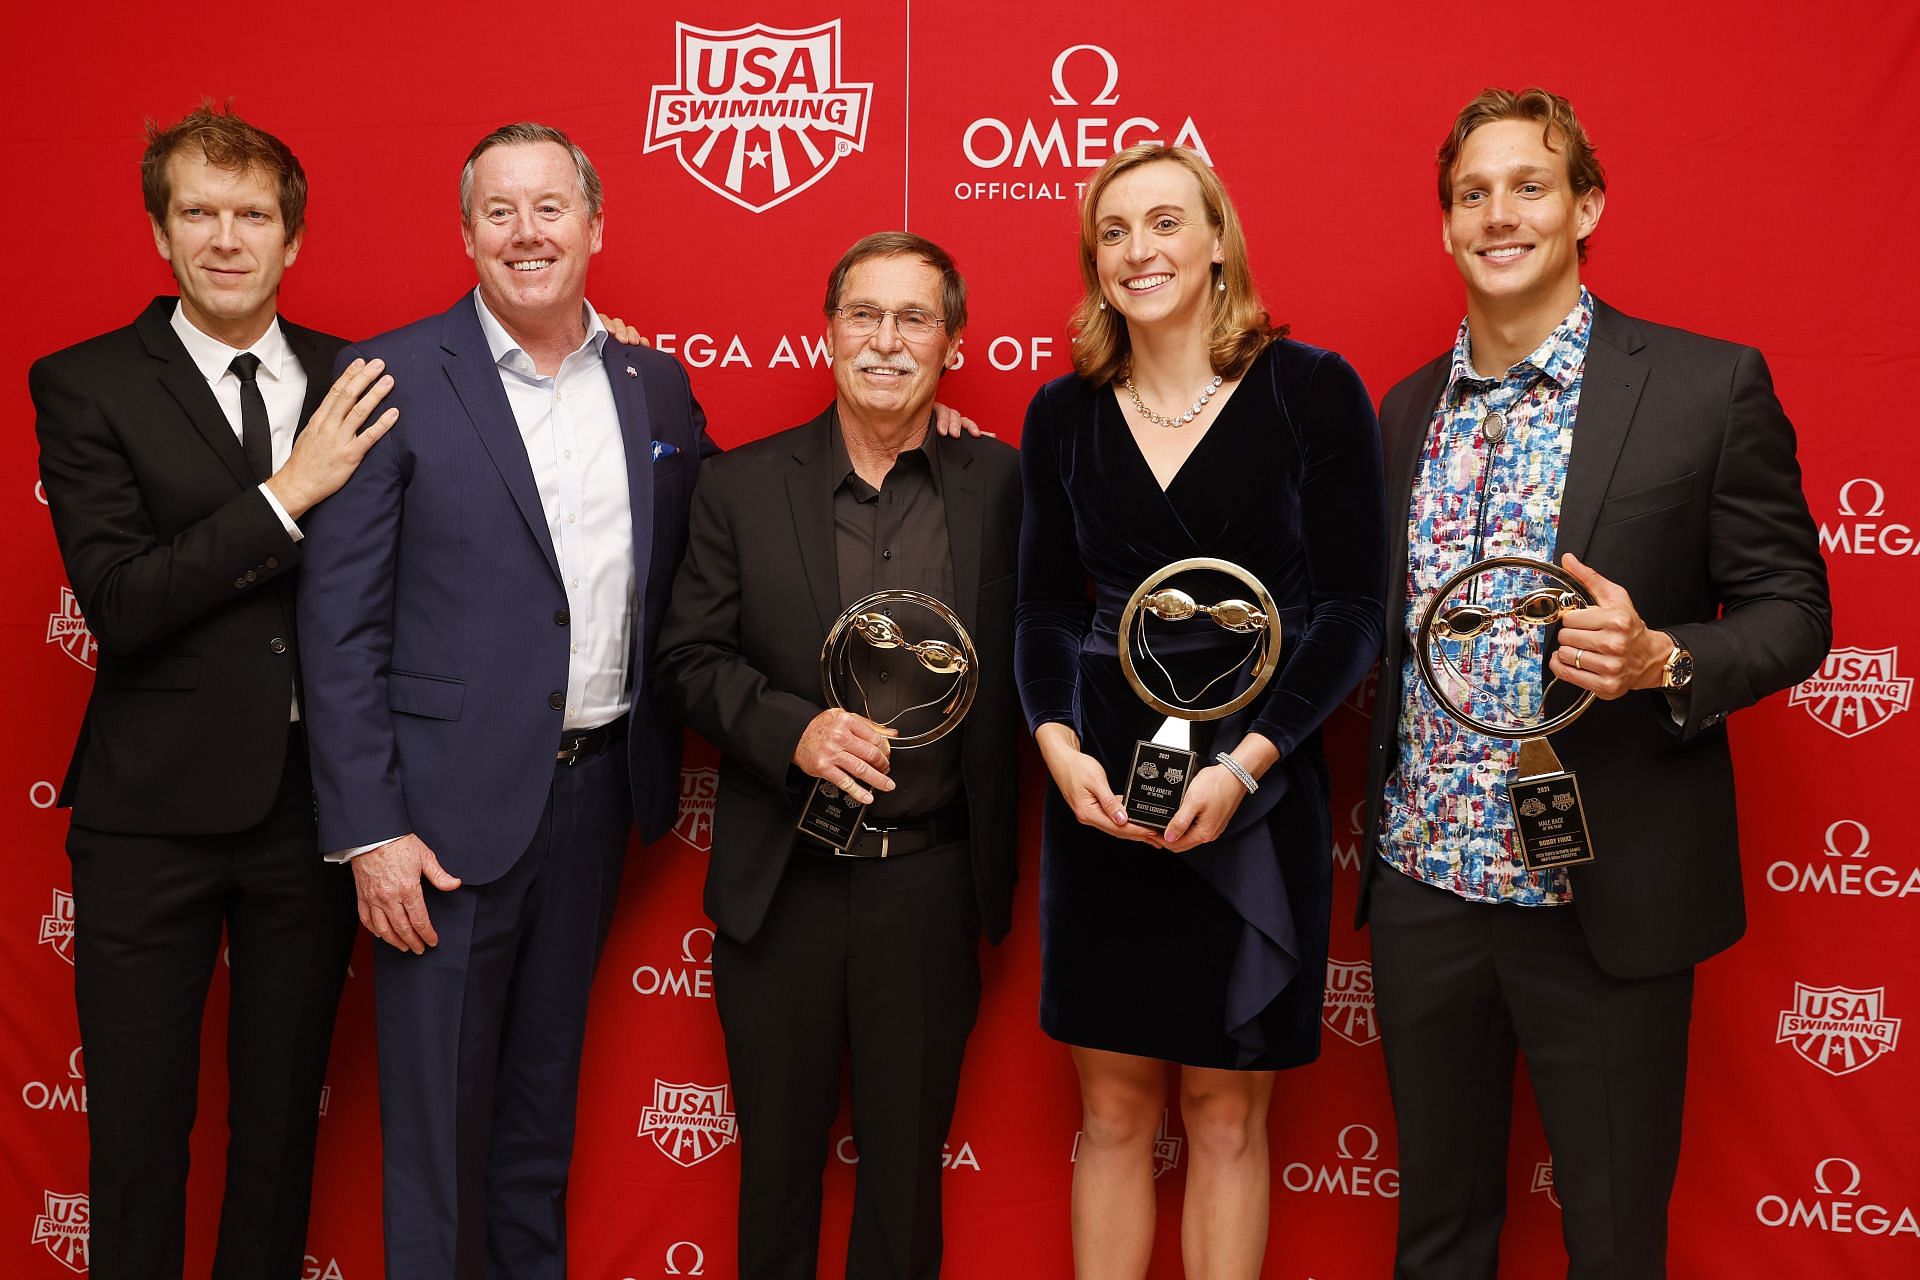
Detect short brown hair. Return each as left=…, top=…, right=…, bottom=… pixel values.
left=1437, top=87, right=1606, bottom=262
left=822, top=232, right=968, bottom=334
left=460, top=122, right=603, bottom=221
left=1069, top=145, right=1283, bottom=386
left=141, top=101, right=308, bottom=242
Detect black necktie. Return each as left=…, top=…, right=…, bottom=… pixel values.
left=228, top=352, right=272, bottom=483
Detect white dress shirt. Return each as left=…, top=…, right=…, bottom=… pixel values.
left=169, top=303, right=306, bottom=537
left=473, top=290, right=636, bottom=732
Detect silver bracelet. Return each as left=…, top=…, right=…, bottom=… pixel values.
left=1214, top=751, right=1258, bottom=795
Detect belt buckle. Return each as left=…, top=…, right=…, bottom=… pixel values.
left=557, top=732, right=587, bottom=767
left=839, top=825, right=893, bottom=859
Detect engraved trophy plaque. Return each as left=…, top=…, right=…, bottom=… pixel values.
left=796, top=589, right=978, bottom=849
left=1414, top=555, right=1600, bottom=869
left=1116, top=558, right=1283, bottom=830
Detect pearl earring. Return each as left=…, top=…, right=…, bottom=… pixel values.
left=1217, top=280, right=1226, bottom=292
left=1098, top=299, right=1107, bottom=310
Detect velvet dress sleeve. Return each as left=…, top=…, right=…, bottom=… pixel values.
left=1246, top=350, right=1388, bottom=758
left=1014, top=380, right=1092, bottom=735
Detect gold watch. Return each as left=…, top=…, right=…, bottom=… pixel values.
left=1660, top=634, right=1695, bottom=690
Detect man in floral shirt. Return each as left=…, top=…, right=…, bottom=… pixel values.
left=1359, top=87, right=1830, bottom=1278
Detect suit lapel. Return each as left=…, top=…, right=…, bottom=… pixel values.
left=786, top=410, right=841, bottom=633
left=438, top=298, right=563, bottom=584
left=135, top=299, right=255, bottom=491
left=605, top=342, right=654, bottom=585
left=282, top=319, right=335, bottom=426
left=1383, top=358, right=1449, bottom=648
left=1553, top=300, right=1649, bottom=562
left=936, top=433, right=983, bottom=630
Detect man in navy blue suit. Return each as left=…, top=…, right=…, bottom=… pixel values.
left=297, top=122, right=715, bottom=1276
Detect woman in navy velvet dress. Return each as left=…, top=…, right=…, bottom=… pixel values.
left=1015, top=145, right=1386, bottom=1275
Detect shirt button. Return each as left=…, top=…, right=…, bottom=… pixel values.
left=554, top=609, right=570, bottom=626
left=570, top=643, right=579, bottom=654
left=564, top=450, right=573, bottom=460
left=268, top=637, right=287, bottom=654
left=549, top=692, right=566, bottom=710
left=568, top=514, right=577, bottom=525
left=882, top=548, right=893, bottom=560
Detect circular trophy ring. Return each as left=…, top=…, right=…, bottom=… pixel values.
left=1415, top=555, right=1598, bottom=739
left=1117, top=557, right=1283, bottom=722
left=819, top=589, right=979, bottom=749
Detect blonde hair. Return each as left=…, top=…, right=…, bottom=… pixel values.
left=1068, top=145, right=1282, bottom=385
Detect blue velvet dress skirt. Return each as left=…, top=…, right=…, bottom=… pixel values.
left=1015, top=340, right=1386, bottom=1069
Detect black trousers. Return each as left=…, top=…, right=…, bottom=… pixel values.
left=713, top=839, right=981, bottom=1280
left=67, top=734, right=356, bottom=1280
left=1368, top=864, right=1694, bottom=1280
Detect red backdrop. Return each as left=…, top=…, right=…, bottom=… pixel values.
left=4, top=3, right=1917, bottom=1276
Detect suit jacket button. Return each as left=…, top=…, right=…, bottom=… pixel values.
left=234, top=577, right=247, bottom=589
left=549, top=692, right=566, bottom=710
left=554, top=609, right=570, bottom=626
left=265, top=557, right=279, bottom=569
left=245, top=569, right=259, bottom=582
left=268, top=637, right=288, bottom=654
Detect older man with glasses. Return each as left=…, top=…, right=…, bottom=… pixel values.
left=657, top=231, right=1022, bottom=1280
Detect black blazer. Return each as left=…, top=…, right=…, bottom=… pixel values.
left=31, top=297, right=343, bottom=835
left=1359, top=298, right=1831, bottom=977
left=657, top=410, right=1023, bottom=945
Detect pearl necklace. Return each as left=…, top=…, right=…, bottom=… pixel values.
left=1122, top=364, right=1225, bottom=428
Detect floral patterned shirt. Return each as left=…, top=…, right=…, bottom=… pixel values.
left=1377, top=289, right=1594, bottom=905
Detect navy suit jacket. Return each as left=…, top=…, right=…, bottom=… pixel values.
left=297, top=293, right=714, bottom=884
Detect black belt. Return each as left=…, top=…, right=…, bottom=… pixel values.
left=556, top=715, right=628, bottom=766
left=800, top=803, right=969, bottom=860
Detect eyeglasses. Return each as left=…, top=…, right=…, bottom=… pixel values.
left=833, top=305, right=946, bottom=341
left=1430, top=588, right=1584, bottom=643
left=850, top=612, right=970, bottom=676
left=1141, top=589, right=1268, bottom=634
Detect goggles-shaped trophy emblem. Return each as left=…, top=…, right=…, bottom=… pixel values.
left=797, top=590, right=979, bottom=849
left=1116, top=558, right=1283, bottom=829
left=1415, top=555, right=1599, bottom=868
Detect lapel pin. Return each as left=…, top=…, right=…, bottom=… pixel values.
left=625, top=365, right=638, bottom=378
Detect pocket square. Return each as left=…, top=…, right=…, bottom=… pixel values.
left=651, top=440, right=680, bottom=462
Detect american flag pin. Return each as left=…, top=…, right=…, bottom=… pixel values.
left=625, top=365, right=638, bottom=377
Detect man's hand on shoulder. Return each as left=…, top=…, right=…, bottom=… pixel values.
left=266, top=358, right=398, bottom=520
left=931, top=402, right=988, bottom=438
left=598, top=314, right=651, bottom=347
left=349, top=832, right=462, bottom=954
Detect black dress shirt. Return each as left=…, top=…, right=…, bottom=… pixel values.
left=830, top=414, right=963, bottom=821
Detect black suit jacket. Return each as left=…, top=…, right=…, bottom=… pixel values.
left=658, top=410, right=1023, bottom=945
left=1359, top=298, right=1831, bottom=977
left=32, top=297, right=343, bottom=834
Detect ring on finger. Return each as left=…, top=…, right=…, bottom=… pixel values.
left=1572, top=647, right=1585, bottom=671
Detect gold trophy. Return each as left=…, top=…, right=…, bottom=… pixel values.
left=1116, top=558, right=1283, bottom=830
left=796, top=589, right=978, bottom=849
left=1414, top=555, right=1599, bottom=869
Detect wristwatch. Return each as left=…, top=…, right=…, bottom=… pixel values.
left=1660, top=634, right=1695, bottom=690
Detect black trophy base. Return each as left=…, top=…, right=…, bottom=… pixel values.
left=797, top=777, right=866, bottom=850
left=1124, top=740, right=1196, bottom=831
left=1508, top=771, right=1596, bottom=869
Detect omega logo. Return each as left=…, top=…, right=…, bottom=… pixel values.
left=1049, top=45, right=1119, bottom=106
left=663, top=1240, right=706, bottom=1275
left=1838, top=478, right=1886, bottom=517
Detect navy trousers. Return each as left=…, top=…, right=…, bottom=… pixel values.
left=373, top=740, right=631, bottom=1280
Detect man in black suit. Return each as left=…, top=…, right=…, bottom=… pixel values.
left=30, top=103, right=396, bottom=1280
left=1359, top=88, right=1831, bottom=1277
left=657, top=232, right=1020, bottom=1280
